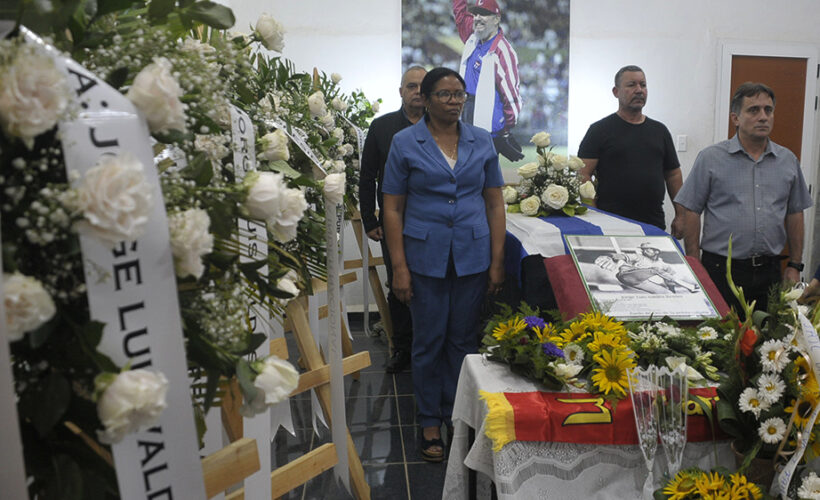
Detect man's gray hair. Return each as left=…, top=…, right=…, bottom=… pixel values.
left=730, top=82, right=776, bottom=115
left=614, top=65, right=644, bottom=87
left=402, top=65, right=427, bottom=85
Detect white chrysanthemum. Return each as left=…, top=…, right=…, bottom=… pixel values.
left=759, top=339, right=788, bottom=373
left=323, top=173, right=346, bottom=205
left=168, top=209, right=213, bottom=279
left=758, top=417, right=786, bottom=444
left=563, top=343, right=584, bottom=365
left=126, top=57, right=186, bottom=133
left=307, top=91, right=327, bottom=118
left=96, top=370, right=168, bottom=444
left=696, top=326, right=718, bottom=341
left=799, top=472, right=820, bottom=500
left=738, top=387, right=769, bottom=417
left=757, top=373, right=786, bottom=405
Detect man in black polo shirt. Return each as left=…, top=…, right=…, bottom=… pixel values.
left=578, top=65, right=683, bottom=236
left=358, top=66, right=426, bottom=372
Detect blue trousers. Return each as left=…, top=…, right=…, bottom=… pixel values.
left=409, top=265, right=487, bottom=428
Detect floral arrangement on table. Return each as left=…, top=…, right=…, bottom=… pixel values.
left=480, top=303, right=721, bottom=403
left=1, top=2, right=377, bottom=497
left=656, top=467, right=766, bottom=499
left=502, top=131, right=595, bottom=217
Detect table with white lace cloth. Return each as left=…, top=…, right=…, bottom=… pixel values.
left=442, top=354, right=733, bottom=500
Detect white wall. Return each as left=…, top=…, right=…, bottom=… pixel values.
left=568, top=0, right=820, bottom=245
left=220, top=1, right=820, bottom=306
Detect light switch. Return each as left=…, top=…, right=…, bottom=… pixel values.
left=676, top=135, right=687, bottom=152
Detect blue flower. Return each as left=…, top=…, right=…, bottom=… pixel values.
left=541, top=342, right=564, bottom=358
left=524, top=315, right=546, bottom=330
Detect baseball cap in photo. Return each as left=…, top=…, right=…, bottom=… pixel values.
left=468, top=0, right=501, bottom=16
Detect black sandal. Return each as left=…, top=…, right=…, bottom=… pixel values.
left=420, top=435, right=445, bottom=463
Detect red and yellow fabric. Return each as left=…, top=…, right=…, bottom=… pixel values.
left=479, top=387, right=724, bottom=452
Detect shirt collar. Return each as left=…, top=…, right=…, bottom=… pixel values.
left=728, top=134, right=776, bottom=158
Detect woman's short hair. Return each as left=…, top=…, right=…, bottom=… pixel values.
left=420, top=67, right=466, bottom=99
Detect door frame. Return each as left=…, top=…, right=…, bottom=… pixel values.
left=716, top=40, right=819, bottom=271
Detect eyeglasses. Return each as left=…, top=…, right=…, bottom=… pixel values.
left=431, top=90, right=468, bottom=102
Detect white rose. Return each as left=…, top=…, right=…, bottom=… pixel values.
left=517, top=162, right=539, bottom=179
left=270, top=188, right=307, bottom=243
left=519, top=195, right=541, bottom=216
left=339, top=143, right=354, bottom=157
left=331, top=159, right=346, bottom=173
left=255, top=13, right=285, bottom=52
left=332, top=127, right=344, bottom=141
left=74, top=152, right=154, bottom=247
left=240, top=356, right=299, bottom=417
left=568, top=155, right=585, bottom=171
left=243, top=171, right=285, bottom=221
left=307, top=91, right=327, bottom=118
left=323, top=173, right=346, bottom=205
left=126, top=57, right=187, bottom=133
left=96, top=370, right=168, bottom=444
left=331, top=73, right=343, bottom=84
left=551, top=362, right=583, bottom=379
left=371, top=100, right=380, bottom=113
left=331, top=97, right=348, bottom=112
left=0, top=47, right=70, bottom=149
left=3, top=272, right=56, bottom=342
left=542, top=184, right=569, bottom=210
left=550, top=154, right=568, bottom=171
left=579, top=180, right=596, bottom=200
left=277, top=270, right=300, bottom=298
left=168, top=209, right=213, bottom=278
left=502, top=185, right=518, bottom=204
left=320, top=111, right=335, bottom=129
left=259, top=129, right=290, bottom=162
left=530, top=131, right=551, bottom=148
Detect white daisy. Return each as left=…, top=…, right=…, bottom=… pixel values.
left=696, top=326, right=718, bottom=341
left=757, top=373, right=786, bottom=404
left=759, top=339, right=788, bottom=373
left=757, top=417, right=786, bottom=444
left=798, top=471, right=820, bottom=500
left=563, top=343, right=584, bottom=365
left=739, top=387, right=770, bottom=417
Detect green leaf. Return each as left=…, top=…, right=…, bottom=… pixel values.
left=181, top=152, right=215, bottom=186
left=147, top=0, right=175, bottom=21
left=97, top=0, right=142, bottom=17
left=269, top=160, right=302, bottom=179
left=28, top=318, right=56, bottom=349
left=562, top=206, right=576, bottom=216
left=235, top=358, right=257, bottom=400
left=184, top=1, right=235, bottom=29
left=27, top=371, right=71, bottom=437
left=48, top=455, right=84, bottom=500
left=506, top=203, right=521, bottom=214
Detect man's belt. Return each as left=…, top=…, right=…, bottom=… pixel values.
left=702, top=250, right=782, bottom=268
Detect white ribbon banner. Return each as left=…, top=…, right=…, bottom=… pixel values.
left=231, top=106, right=272, bottom=499
left=777, top=312, right=820, bottom=497
left=28, top=28, right=207, bottom=499
left=267, top=118, right=325, bottom=173
left=0, top=240, right=30, bottom=500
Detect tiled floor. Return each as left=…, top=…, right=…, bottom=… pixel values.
left=272, top=314, right=449, bottom=499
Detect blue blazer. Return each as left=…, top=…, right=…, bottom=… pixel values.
left=382, top=119, right=504, bottom=278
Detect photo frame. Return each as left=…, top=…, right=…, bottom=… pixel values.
left=565, top=235, right=720, bottom=321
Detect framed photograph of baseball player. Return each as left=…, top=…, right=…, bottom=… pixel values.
left=565, top=235, right=720, bottom=321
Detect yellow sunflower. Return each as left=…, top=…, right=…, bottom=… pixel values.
left=785, top=397, right=816, bottom=429
left=695, top=471, right=729, bottom=498
left=662, top=470, right=699, bottom=500
left=587, top=331, right=625, bottom=354
left=492, top=316, right=527, bottom=341
left=729, top=472, right=762, bottom=500
left=590, top=349, right=635, bottom=397
left=559, top=322, right=593, bottom=345
left=533, top=322, right=555, bottom=343
left=578, top=311, right=627, bottom=337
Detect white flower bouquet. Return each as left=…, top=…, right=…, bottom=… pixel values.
left=506, top=131, right=594, bottom=217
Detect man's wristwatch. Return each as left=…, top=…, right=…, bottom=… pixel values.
left=787, top=261, right=805, bottom=272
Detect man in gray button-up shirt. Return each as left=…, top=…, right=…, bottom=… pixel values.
left=675, top=82, right=812, bottom=313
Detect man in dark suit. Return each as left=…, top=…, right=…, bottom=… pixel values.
left=358, top=66, right=426, bottom=372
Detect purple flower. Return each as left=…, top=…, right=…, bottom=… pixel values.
left=524, top=316, right=546, bottom=330
left=541, top=342, right=564, bottom=358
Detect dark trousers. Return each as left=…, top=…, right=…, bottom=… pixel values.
left=379, top=237, right=413, bottom=353
left=701, top=251, right=781, bottom=316
left=409, top=260, right=486, bottom=428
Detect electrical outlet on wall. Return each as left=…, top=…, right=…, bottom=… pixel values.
left=676, top=135, right=687, bottom=152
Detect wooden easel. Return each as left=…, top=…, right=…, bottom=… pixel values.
left=346, top=211, right=394, bottom=349
left=208, top=283, right=372, bottom=499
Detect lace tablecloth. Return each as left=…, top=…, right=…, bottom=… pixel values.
left=442, top=355, right=733, bottom=500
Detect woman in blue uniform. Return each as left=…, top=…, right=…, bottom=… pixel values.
left=382, top=67, right=506, bottom=462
